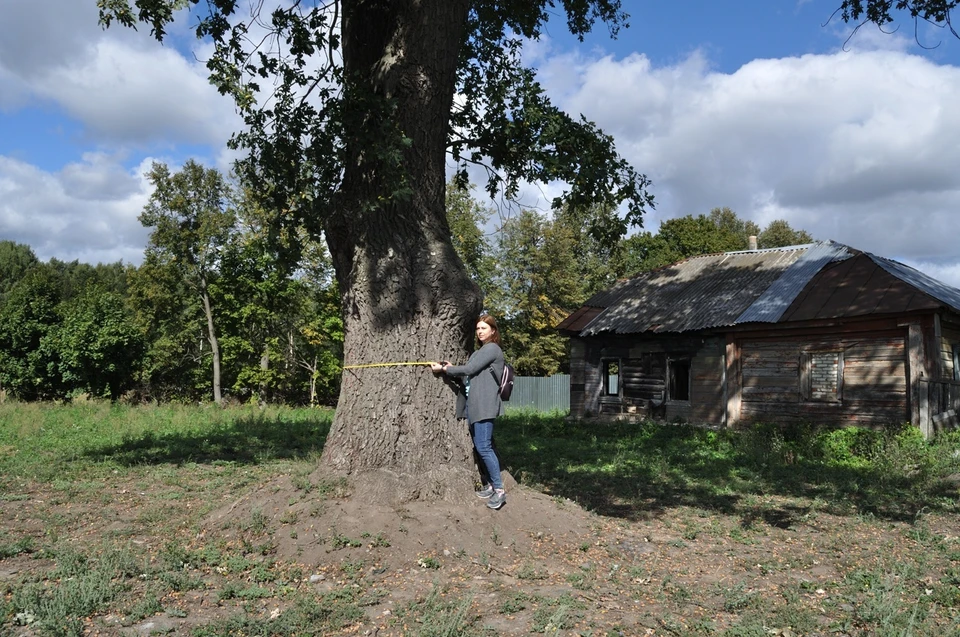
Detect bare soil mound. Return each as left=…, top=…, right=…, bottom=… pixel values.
left=199, top=470, right=638, bottom=634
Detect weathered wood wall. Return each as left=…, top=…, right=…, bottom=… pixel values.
left=941, top=322, right=960, bottom=381
left=569, top=338, right=587, bottom=417
left=570, top=335, right=725, bottom=422
left=738, top=332, right=907, bottom=426
left=692, top=339, right=725, bottom=424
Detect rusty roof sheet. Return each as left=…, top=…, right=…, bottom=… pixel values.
left=555, top=305, right=604, bottom=334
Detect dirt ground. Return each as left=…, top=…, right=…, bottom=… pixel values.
left=1, top=467, right=958, bottom=636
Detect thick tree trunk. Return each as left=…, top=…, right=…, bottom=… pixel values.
left=320, top=0, right=481, bottom=503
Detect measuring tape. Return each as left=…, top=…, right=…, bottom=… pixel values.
left=342, top=361, right=435, bottom=369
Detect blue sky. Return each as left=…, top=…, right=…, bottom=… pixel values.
left=2, top=0, right=960, bottom=286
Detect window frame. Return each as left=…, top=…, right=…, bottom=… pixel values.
left=799, top=349, right=844, bottom=403
left=601, top=358, right=621, bottom=398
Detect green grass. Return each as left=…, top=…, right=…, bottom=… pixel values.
left=497, top=414, right=960, bottom=521
left=1, top=403, right=959, bottom=635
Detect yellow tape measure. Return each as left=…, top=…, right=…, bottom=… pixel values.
left=342, top=361, right=435, bottom=369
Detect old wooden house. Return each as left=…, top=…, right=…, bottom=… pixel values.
left=557, top=241, right=960, bottom=436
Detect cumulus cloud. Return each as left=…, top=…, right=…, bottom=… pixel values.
left=535, top=46, right=960, bottom=286
left=0, top=155, right=152, bottom=265
left=0, top=0, right=238, bottom=149
left=35, top=38, right=238, bottom=147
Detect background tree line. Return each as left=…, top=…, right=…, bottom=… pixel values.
left=0, top=164, right=811, bottom=404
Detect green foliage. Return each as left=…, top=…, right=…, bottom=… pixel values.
left=620, top=209, right=814, bottom=275
left=98, top=0, right=653, bottom=323
left=393, top=585, right=481, bottom=637
left=46, top=287, right=145, bottom=399
left=8, top=546, right=142, bottom=636
left=446, top=182, right=494, bottom=292
left=46, top=258, right=130, bottom=301
left=126, top=255, right=210, bottom=401
left=140, top=160, right=237, bottom=403
left=487, top=208, right=584, bottom=375
left=498, top=414, right=960, bottom=519
left=216, top=207, right=342, bottom=406
left=192, top=588, right=368, bottom=636
left=0, top=266, right=63, bottom=400
left=758, top=219, right=813, bottom=248
left=0, top=240, right=40, bottom=299
left=837, top=1, right=960, bottom=32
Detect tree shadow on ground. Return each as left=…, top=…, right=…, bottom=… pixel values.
left=82, top=413, right=332, bottom=466
left=497, top=415, right=959, bottom=524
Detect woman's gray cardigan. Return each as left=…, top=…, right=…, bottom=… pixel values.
left=444, top=342, right=505, bottom=424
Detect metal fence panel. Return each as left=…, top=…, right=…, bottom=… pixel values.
left=506, top=374, right=570, bottom=413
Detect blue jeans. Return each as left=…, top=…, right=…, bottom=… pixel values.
left=469, top=419, right=503, bottom=490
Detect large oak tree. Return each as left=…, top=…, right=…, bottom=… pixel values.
left=100, top=0, right=653, bottom=502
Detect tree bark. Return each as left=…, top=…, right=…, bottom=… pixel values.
left=320, top=0, right=482, bottom=502
left=259, top=344, right=270, bottom=405
left=199, top=275, right=222, bottom=404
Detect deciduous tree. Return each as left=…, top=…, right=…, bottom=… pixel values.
left=758, top=219, right=813, bottom=249
left=0, top=241, right=40, bottom=300
left=140, top=160, right=237, bottom=404
left=47, top=288, right=145, bottom=399
left=99, top=0, right=653, bottom=499
left=0, top=267, right=62, bottom=400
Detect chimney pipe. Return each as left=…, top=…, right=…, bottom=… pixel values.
left=748, top=235, right=758, bottom=250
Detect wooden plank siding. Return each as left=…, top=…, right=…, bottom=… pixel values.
left=573, top=335, right=726, bottom=420
left=941, top=323, right=960, bottom=381
left=569, top=339, right=587, bottom=417
left=737, top=333, right=908, bottom=426
left=691, top=351, right=725, bottom=423
left=621, top=355, right=666, bottom=408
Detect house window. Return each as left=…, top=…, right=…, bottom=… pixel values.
left=800, top=350, right=843, bottom=402
left=668, top=358, right=691, bottom=401
left=603, top=360, right=620, bottom=396
left=954, top=344, right=960, bottom=381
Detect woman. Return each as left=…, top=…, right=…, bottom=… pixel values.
left=431, top=314, right=507, bottom=510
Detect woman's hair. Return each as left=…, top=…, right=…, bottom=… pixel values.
left=477, top=314, right=501, bottom=346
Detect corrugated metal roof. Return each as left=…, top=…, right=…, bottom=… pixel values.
left=555, top=305, right=604, bottom=334
left=580, top=244, right=815, bottom=335
left=736, top=241, right=853, bottom=323
left=867, top=253, right=960, bottom=313
left=568, top=241, right=960, bottom=337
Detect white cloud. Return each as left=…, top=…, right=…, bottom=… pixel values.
left=538, top=46, right=960, bottom=287
left=0, top=155, right=152, bottom=265
left=0, top=0, right=101, bottom=78
left=0, top=0, right=238, bottom=149
left=35, top=39, right=237, bottom=148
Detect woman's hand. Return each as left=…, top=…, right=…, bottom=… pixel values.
left=430, top=362, right=445, bottom=373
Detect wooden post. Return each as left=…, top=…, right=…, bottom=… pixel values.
left=907, top=323, right=929, bottom=437
left=725, top=337, right=740, bottom=428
